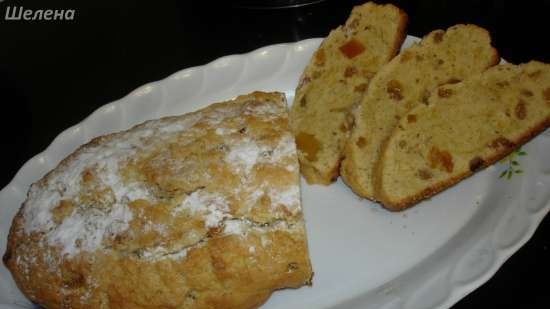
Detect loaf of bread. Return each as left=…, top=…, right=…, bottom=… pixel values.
left=3, top=92, right=313, bottom=309
left=290, top=2, right=407, bottom=184
left=341, top=24, right=499, bottom=200
left=375, top=61, right=550, bottom=210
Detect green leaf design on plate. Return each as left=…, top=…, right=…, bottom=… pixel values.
left=499, top=147, right=527, bottom=180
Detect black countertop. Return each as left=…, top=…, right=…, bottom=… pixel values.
left=0, top=0, right=548, bottom=308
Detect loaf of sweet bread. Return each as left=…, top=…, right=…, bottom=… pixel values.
left=3, top=92, right=313, bottom=309
left=341, top=24, right=499, bottom=200
left=290, top=2, right=408, bottom=184
left=376, top=61, right=550, bottom=210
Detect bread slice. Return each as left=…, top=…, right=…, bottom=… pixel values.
left=290, top=2, right=407, bottom=184
left=341, top=24, right=499, bottom=199
left=375, top=61, right=550, bottom=210
left=4, top=92, right=313, bottom=309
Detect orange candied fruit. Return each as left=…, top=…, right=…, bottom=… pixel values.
left=295, top=132, right=321, bottom=162
left=339, top=38, right=365, bottom=59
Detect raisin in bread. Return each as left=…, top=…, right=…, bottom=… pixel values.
left=3, top=92, right=313, bottom=309
left=290, top=2, right=408, bottom=184
left=341, top=24, right=499, bottom=199
left=375, top=61, right=550, bottom=210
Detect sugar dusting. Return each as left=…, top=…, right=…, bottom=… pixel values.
left=21, top=111, right=203, bottom=257
left=225, top=138, right=260, bottom=173
left=140, top=245, right=192, bottom=261
left=269, top=133, right=296, bottom=163
left=174, top=190, right=230, bottom=228
left=269, top=185, right=300, bottom=211
left=224, top=132, right=296, bottom=175
left=49, top=205, right=132, bottom=256
left=19, top=94, right=302, bottom=262
left=223, top=219, right=245, bottom=235
left=221, top=218, right=297, bottom=237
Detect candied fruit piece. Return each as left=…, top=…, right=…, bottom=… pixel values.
left=339, top=38, right=365, bottom=59
left=296, top=132, right=321, bottom=162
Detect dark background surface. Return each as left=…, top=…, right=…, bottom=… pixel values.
left=0, top=0, right=549, bottom=308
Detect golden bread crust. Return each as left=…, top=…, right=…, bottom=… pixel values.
left=4, top=91, right=313, bottom=309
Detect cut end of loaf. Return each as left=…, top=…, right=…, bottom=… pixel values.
left=341, top=23, right=500, bottom=203
left=376, top=61, right=550, bottom=211
left=290, top=1, right=408, bottom=185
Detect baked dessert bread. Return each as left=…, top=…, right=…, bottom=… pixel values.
left=3, top=92, right=313, bottom=309
left=375, top=61, right=550, bottom=210
left=290, top=2, right=408, bottom=184
left=341, top=24, right=499, bottom=200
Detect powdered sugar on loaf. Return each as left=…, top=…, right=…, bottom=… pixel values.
left=17, top=93, right=303, bottom=260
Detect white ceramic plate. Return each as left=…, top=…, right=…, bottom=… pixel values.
left=1, top=36, right=549, bottom=309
